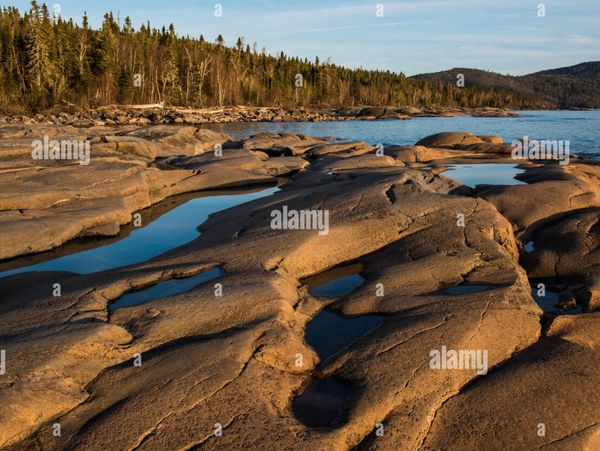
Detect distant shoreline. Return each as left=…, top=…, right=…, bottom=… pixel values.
left=2, top=105, right=598, bottom=128
left=0, top=105, right=524, bottom=127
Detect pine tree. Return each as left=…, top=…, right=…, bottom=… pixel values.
left=25, top=0, right=53, bottom=103
left=117, top=65, right=133, bottom=103
left=92, top=14, right=114, bottom=74
left=160, top=23, right=181, bottom=103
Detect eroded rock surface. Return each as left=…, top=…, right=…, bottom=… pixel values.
left=0, top=127, right=597, bottom=450
left=0, top=126, right=320, bottom=260
left=421, top=313, right=600, bottom=450
left=415, top=131, right=514, bottom=154
left=474, top=161, right=600, bottom=312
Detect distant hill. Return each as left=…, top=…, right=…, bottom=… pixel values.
left=412, top=62, right=600, bottom=108
left=533, top=61, right=600, bottom=78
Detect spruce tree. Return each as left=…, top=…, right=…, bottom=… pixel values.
left=25, top=0, right=53, bottom=103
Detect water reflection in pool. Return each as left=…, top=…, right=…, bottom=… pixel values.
left=0, top=186, right=278, bottom=278
left=109, top=267, right=223, bottom=312
left=443, top=164, right=526, bottom=188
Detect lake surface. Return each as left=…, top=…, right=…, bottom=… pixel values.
left=206, top=110, right=600, bottom=158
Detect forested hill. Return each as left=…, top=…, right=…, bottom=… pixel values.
left=412, top=62, right=600, bottom=108
left=0, top=2, right=536, bottom=111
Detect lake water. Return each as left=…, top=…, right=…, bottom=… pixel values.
left=206, top=110, right=600, bottom=158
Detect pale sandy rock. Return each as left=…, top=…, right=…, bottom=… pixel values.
left=240, top=132, right=330, bottom=156
left=420, top=313, right=600, bottom=451
left=4, top=159, right=540, bottom=449
left=416, top=132, right=483, bottom=148
left=115, top=125, right=233, bottom=157
left=389, top=145, right=469, bottom=163
left=0, top=126, right=595, bottom=450
left=0, top=126, right=309, bottom=260
left=479, top=135, right=504, bottom=144
left=478, top=163, right=600, bottom=237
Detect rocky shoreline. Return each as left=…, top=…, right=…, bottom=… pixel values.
left=0, top=105, right=520, bottom=127
left=1, top=124, right=599, bottom=450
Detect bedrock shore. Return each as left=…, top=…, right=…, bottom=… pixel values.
left=0, top=104, right=520, bottom=126
left=0, top=125, right=599, bottom=450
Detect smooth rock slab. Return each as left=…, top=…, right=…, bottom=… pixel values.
left=421, top=314, right=600, bottom=451
left=3, top=127, right=595, bottom=450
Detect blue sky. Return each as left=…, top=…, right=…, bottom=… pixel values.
left=8, top=0, right=600, bottom=75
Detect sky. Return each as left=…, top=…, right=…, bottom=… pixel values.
left=7, top=0, right=600, bottom=76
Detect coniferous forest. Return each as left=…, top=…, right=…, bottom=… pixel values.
left=0, top=1, right=537, bottom=111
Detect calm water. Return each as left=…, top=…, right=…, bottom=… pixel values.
left=524, top=241, right=536, bottom=253
left=0, top=187, right=278, bottom=278
left=206, top=110, right=600, bottom=158
left=305, top=310, right=384, bottom=362
left=109, top=267, right=223, bottom=312
left=531, top=286, right=585, bottom=315
left=303, top=264, right=383, bottom=362
left=304, top=263, right=365, bottom=297
left=444, top=164, right=526, bottom=187
left=309, top=274, right=365, bottom=297
left=292, top=378, right=352, bottom=429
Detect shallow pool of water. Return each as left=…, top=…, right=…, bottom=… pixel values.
left=524, top=241, right=536, bottom=253
left=306, top=310, right=384, bottom=362
left=531, top=287, right=559, bottom=312
left=109, top=267, right=223, bottom=312
left=0, top=186, right=278, bottom=279
left=531, top=286, right=584, bottom=314
left=303, top=263, right=382, bottom=362
left=443, top=164, right=526, bottom=188
left=309, top=274, right=365, bottom=297
left=292, top=378, right=352, bottom=429
left=305, top=263, right=365, bottom=297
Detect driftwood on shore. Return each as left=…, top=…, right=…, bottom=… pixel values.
left=105, top=102, right=166, bottom=110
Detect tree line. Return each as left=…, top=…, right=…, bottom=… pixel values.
left=0, top=1, right=536, bottom=110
